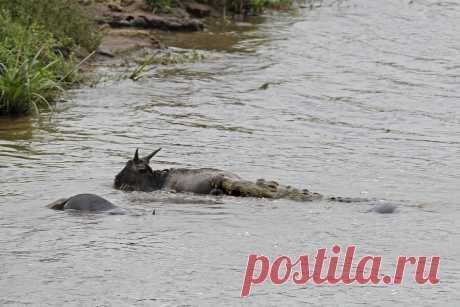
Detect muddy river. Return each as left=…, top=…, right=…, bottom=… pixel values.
left=0, top=0, right=459, bottom=305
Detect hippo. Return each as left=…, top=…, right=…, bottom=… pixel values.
left=47, top=193, right=126, bottom=215
left=114, top=148, right=323, bottom=201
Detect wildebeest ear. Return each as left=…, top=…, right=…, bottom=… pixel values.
left=133, top=148, right=140, bottom=162
left=143, top=148, right=161, bottom=163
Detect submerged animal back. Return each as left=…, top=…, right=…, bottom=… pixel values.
left=63, top=194, right=116, bottom=211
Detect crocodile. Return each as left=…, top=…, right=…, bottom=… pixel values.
left=113, top=148, right=398, bottom=214
left=115, top=148, right=324, bottom=201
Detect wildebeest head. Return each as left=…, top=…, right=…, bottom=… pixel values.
left=114, top=148, right=163, bottom=191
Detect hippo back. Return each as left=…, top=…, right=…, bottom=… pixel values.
left=63, top=194, right=116, bottom=211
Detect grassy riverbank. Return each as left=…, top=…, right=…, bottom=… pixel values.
left=0, top=0, right=99, bottom=116
left=0, top=0, right=293, bottom=117
left=145, top=0, right=293, bottom=15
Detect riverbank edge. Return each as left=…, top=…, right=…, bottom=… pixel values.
left=89, top=0, right=293, bottom=60
left=0, top=0, right=293, bottom=117
left=90, top=0, right=213, bottom=60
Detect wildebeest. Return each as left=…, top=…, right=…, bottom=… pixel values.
left=114, top=148, right=323, bottom=201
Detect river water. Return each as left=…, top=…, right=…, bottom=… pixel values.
left=1, top=0, right=459, bottom=306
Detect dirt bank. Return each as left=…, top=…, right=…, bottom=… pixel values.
left=79, top=0, right=219, bottom=58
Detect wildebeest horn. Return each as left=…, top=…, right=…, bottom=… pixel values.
left=133, top=148, right=140, bottom=162
left=143, top=148, right=161, bottom=163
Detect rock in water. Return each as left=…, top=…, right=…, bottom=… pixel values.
left=370, top=202, right=398, bottom=214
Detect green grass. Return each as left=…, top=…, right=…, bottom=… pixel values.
left=0, top=49, right=62, bottom=115
left=0, top=1, right=99, bottom=116
left=0, top=0, right=99, bottom=52
left=130, top=50, right=206, bottom=81
left=145, top=0, right=293, bottom=15
left=228, top=0, right=293, bottom=14
left=145, top=0, right=174, bottom=12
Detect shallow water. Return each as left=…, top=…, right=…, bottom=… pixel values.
left=1, top=0, right=459, bottom=305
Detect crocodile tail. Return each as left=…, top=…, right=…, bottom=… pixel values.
left=327, top=196, right=371, bottom=203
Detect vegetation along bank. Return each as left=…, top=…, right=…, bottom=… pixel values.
left=0, top=0, right=293, bottom=117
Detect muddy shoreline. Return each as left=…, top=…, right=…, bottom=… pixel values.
left=82, top=0, right=221, bottom=59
